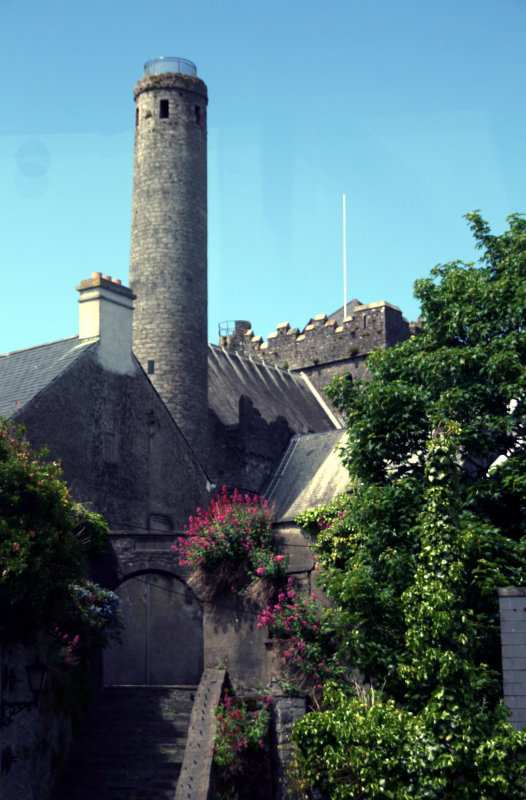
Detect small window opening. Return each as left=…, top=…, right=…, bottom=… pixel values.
left=363, top=315, right=367, bottom=329
left=160, top=99, right=169, bottom=119
left=147, top=360, right=155, bottom=374
left=195, top=105, right=201, bottom=125
left=149, top=514, right=173, bottom=532
left=135, top=108, right=139, bottom=127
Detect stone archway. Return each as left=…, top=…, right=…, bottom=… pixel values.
left=103, top=571, right=203, bottom=685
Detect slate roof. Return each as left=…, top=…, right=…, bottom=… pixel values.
left=208, top=344, right=337, bottom=433
left=0, top=336, right=337, bottom=433
left=264, top=429, right=349, bottom=521
left=326, top=300, right=362, bottom=325
left=0, top=336, right=97, bottom=418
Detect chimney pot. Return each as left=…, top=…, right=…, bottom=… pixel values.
left=102, top=275, right=112, bottom=281
left=92, top=271, right=102, bottom=278
left=113, top=278, right=122, bottom=285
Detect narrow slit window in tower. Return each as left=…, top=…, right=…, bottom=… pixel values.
left=135, top=108, right=139, bottom=127
left=147, top=360, right=155, bottom=374
left=363, top=315, right=367, bottom=329
left=195, top=105, right=201, bottom=125
left=160, top=99, right=169, bottom=119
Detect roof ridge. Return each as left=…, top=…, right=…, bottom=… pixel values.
left=0, top=336, right=99, bottom=418
left=0, top=334, right=81, bottom=359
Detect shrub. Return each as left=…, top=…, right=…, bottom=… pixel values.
left=291, top=683, right=526, bottom=800
left=295, top=494, right=350, bottom=538
left=0, top=420, right=84, bottom=640
left=0, top=419, right=120, bottom=723
left=0, top=420, right=117, bottom=643
left=174, top=487, right=287, bottom=591
left=213, top=691, right=271, bottom=769
left=258, top=578, right=346, bottom=698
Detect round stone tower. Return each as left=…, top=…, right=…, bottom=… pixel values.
left=129, top=57, right=208, bottom=467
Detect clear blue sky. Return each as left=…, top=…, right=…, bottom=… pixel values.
left=1, top=0, right=524, bottom=354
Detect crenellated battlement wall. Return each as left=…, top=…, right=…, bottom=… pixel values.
left=219, top=302, right=419, bottom=393
left=220, top=302, right=414, bottom=368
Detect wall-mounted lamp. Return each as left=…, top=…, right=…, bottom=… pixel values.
left=1, top=657, right=47, bottom=727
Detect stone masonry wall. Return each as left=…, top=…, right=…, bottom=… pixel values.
left=129, top=70, right=209, bottom=468
left=272, top=695, right=307, bottom=800
left=17, top=350, right=208, bottom=537
left=220, top=303, right=417, bottom=395
left=0, top=639, right=73, bottom=800
left=498, top=587, right=526, bottom=730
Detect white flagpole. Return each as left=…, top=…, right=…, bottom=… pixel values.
left=343, top=193, right=347, bottom=318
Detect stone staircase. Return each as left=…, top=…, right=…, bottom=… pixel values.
left=52, top=685, right=196, bottom=800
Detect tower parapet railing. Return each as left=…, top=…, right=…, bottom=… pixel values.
left=143, top=57, right=197, bottom=77
left=218, top=321, right=236, bottom=338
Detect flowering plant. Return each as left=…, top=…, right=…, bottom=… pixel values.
left=68, top=580, right=123, bottom=647
left=49, top=624, right=81, bottom=667
left=258, top=579, right=346, bottom=698
left=174, top=487, right=287, bottom=590
left=213, top=691, right=271, bottom=769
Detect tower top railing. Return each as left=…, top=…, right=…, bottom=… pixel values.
left=143, top=57, right=197, bottom=77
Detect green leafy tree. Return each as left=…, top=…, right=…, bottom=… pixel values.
left=0, top=420, right=110, bottom=641
left=291, top=214, right=526, bottom=798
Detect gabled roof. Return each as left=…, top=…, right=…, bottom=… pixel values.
left=265, top=429, right=349, bottom=522
left=0, top=336, right=97, bottom=418
left=326, top=300, right=362, bottom=325
left=208, top=344, right=337, bottom=433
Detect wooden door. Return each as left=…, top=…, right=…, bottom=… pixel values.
left=103, top=573, right=203, bottom=685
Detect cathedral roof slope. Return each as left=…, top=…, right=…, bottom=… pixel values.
left=0, top=336, right=97, bottom=418
left=208, top=344, right=337, bottom=433
left=265, top=429, right=348, bottom=522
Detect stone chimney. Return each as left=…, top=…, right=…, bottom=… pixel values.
left=77, top=272, right=136, bottom=375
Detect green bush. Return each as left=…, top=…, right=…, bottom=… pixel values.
left=0, top=419, right=115, bottom=648
left=291, top=683, right=526, bottom=800
left=0, top=421, right=84, bottom=640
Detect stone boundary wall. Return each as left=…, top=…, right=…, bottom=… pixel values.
left=174, top=669, right=307, bottom=800
left=272, top=695, right=307, bottom=800
left=499, top=587, right=526, bottom=730
left=0, top=638, right=73, bottom=800
left=175, top=668, right=230, bottom=800
left=219, top=303, right=416, bottom=372
left=98, top=527, right=317, bottom=690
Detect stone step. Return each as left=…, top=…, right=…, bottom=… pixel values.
left=82, top=723, right=191, bottom=733
left=52, top=685, right=197, bottom=800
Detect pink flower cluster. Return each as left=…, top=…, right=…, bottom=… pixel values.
left=173, top=487, right=287, bottom=582
left=213, top=691, right=271, bottom=768
left=258, top=579, right=345, bottom=691
left=52, top=624, right=80, bottom=664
